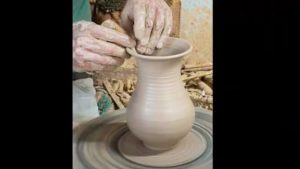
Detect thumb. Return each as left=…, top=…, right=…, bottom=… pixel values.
left=121, top=10, right=134, bottom=36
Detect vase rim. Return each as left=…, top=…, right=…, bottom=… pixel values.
left=126, top=37, right=192, bottom=60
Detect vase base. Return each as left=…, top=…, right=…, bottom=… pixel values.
left=118, top=130, right=206, bottom=167
left=142, top=142, right=177, bottom=151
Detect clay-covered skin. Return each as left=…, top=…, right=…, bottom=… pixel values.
left=121, top=0, right=173, bottom=55
left=126, top=37, right=194, bottom=151
left=73, top=21, right=136, bottom=72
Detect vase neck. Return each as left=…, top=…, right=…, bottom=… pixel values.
left=136, top=58, right=182, bottom=79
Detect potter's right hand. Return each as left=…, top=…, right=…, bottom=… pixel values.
left=121, top=0, right=173, bottom=55
left=73, top=21, right=136, bottom=72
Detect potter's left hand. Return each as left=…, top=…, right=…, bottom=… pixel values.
left=121, top=0, right=173, bottom=55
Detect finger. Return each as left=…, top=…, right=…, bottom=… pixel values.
left=121, top=16, right=134, bottom=38
left=157, top=9, right=173, bottom=48
left=141, top=3, right=155, bottom=46
left=121, top=3, right=134, bottom=35
left=76, top=36, right=129, bottom=58
left=75, top=48, right=124, bottom=66
left=81, top=62, right=106, bottom=72
left=133, top=3, right=146, bottom=41
left=84, top=62, right=120, bottom=72
left=136, top=42, right=147, bottom=54
left=145, top=8, right=165, bottom=55
left=73, top=59, right=87, bottom=73
left=133, top=3, right=147, bottom=54
left=88, top=24, right=136, bottom=48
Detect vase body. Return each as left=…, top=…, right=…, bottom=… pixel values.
left=126, top=38, right=195, bottom=151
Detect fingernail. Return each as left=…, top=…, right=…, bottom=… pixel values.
left=157, top=42, right=163, bottom=48
left=137, top=46, right=146, bottom=54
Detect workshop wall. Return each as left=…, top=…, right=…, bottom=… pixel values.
left=181, top=0, right=212, bottom=65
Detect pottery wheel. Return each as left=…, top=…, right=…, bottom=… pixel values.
left=73, top=107, right=212, bottom=169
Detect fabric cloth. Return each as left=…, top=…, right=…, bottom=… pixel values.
left=73, top=0, right=92, bottom=22
left=73, top=78, right=99, bottom=124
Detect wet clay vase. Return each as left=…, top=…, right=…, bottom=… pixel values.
left=126, top=37, right=195, bottom=151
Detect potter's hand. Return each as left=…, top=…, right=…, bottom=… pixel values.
left=121, top=0, right=172, bottom=55
left=73, top=21, right=136, bottom=72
